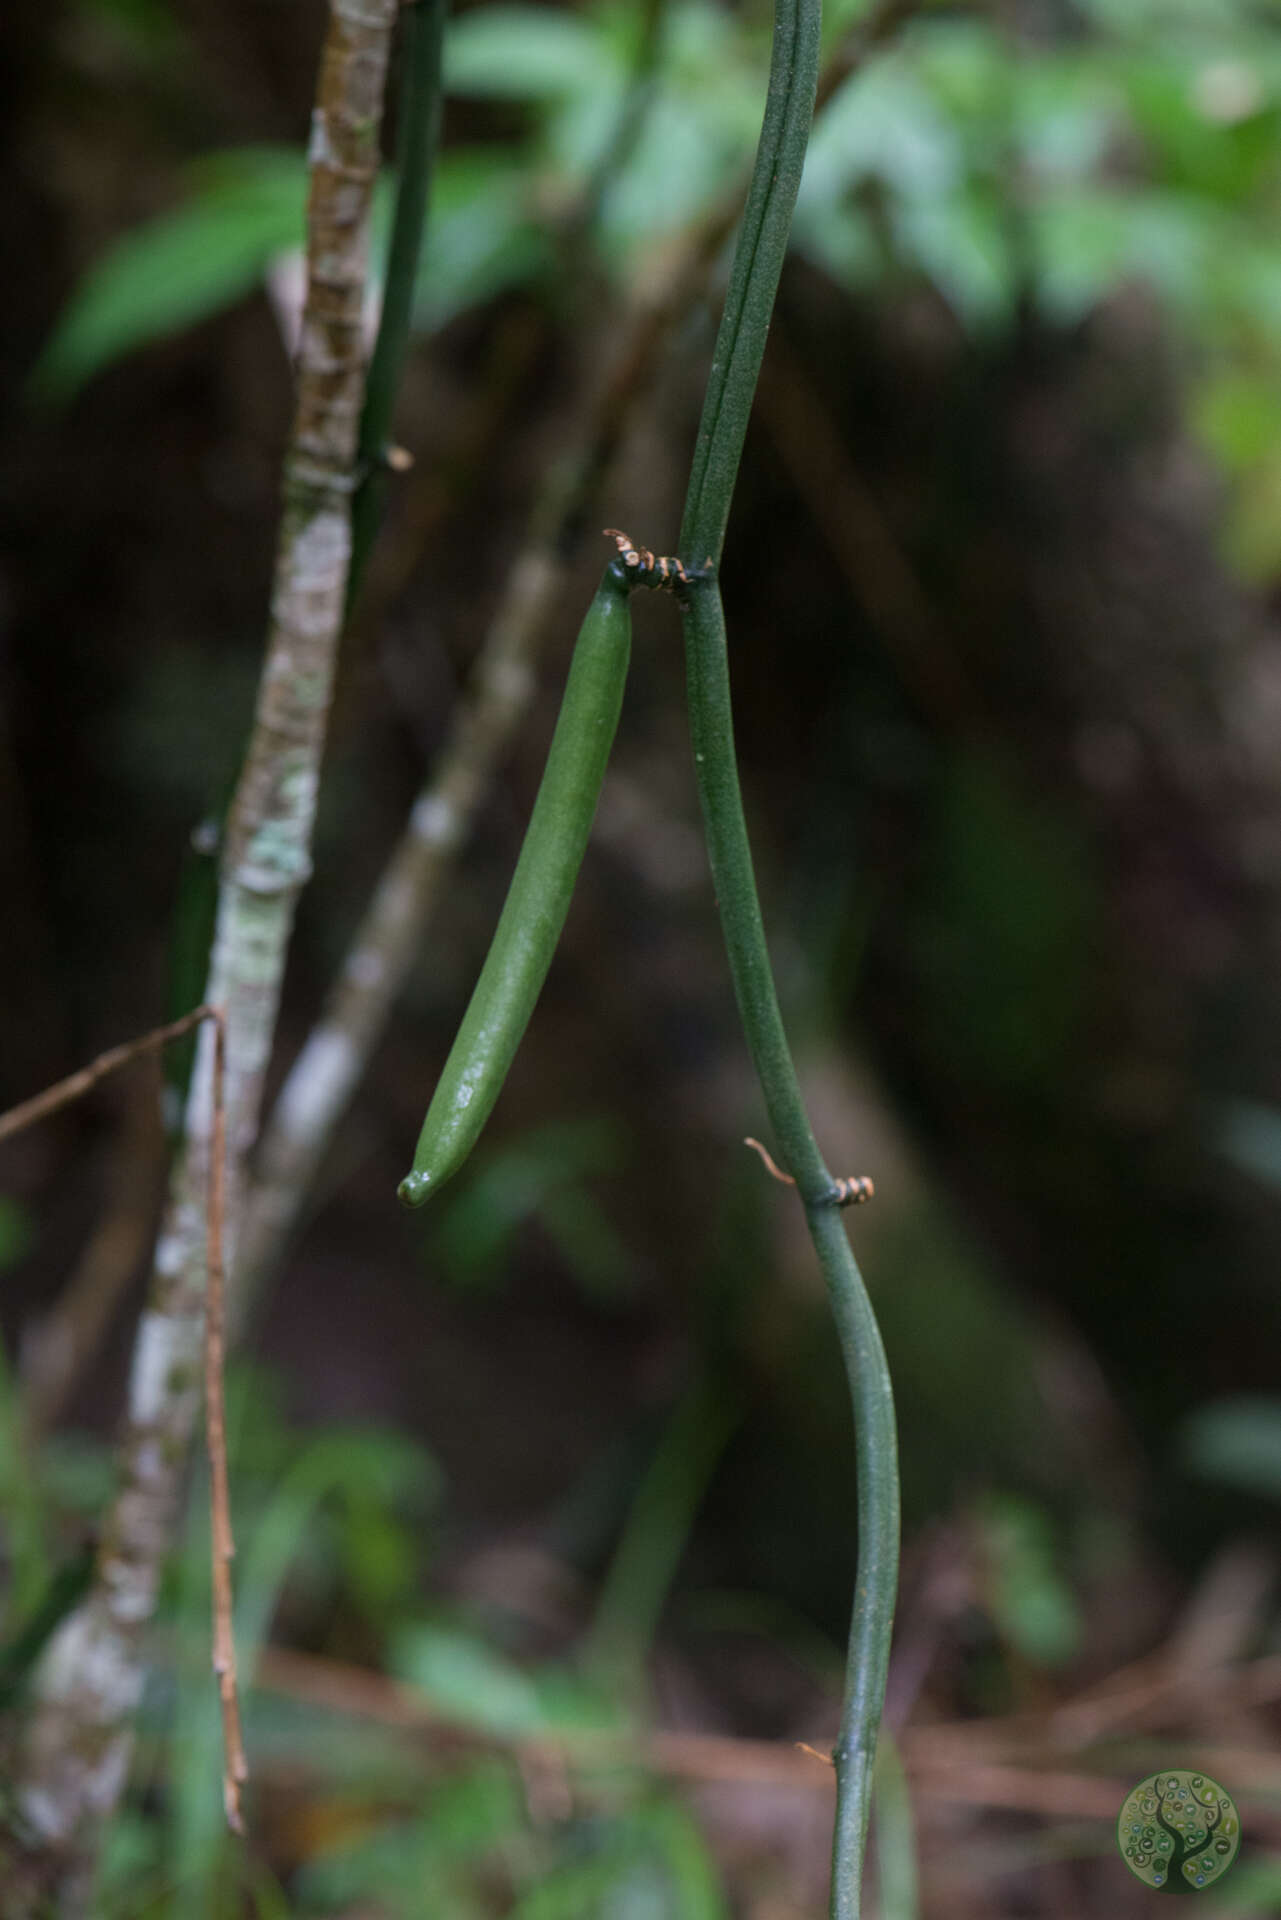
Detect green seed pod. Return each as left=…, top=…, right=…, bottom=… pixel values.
left=398, top=565, right=632, bottom=1207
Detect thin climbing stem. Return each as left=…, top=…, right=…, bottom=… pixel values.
left=348, top=0, right=448, bottom=612
left=674, top=0, right=900, bottom=1911
left=678, top=0, right=819, bottom=569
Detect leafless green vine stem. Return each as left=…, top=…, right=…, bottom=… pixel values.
left=673, top=0, right=900, bottom=1907
left=5, top=2, right=397, bottom=1906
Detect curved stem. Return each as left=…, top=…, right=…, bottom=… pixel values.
left=674, top=0, right=900, bottom=1910
left=682, top=583, right=898, bottom=1917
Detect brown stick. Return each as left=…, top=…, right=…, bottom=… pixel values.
left=0, top=1005, right=214, bottom=1143
left=1, top=1000, right=248, bottom=1829
left=202, top=1010, right=247, bottom=1833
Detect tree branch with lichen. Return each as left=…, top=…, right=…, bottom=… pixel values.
left=3, top=2, right=398, bottom=1907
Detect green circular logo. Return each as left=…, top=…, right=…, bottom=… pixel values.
left=1117, top=1771, right=1240, bottom=1892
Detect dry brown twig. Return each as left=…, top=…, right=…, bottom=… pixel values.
left=744, top=1135, right=875, bottom=1207
left=7, top=4, right=397, bottom=1897
left=0, top=1005, right=213, bottom=1143
left=203, top=1011, right=248, bottom=1833
left=0, top=1005, right=247, bottom=1834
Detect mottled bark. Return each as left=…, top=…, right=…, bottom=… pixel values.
left=4, top=1, right=397, bottom=1907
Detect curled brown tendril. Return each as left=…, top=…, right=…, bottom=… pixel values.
left=744, top=1136, right=874, bottom=1208
left=603, top=527, right=708, bottom=592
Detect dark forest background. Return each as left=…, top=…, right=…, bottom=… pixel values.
left=3, top=0, right=1281, bottom=1912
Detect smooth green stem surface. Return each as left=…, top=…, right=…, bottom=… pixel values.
left=683, top=527, right=899, bottom=1920
left=673, top=0, right=901, bottom=1910
left=678, top=0, right=819, bottom=569
left=348, top=0, right=446, bottom=612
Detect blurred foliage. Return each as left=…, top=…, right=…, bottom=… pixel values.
left=32, top=0, right=1281, bottom=580
left=1181, top=1395, right=1281, bottom=1502
left=979, top=1492, right=1082, bottom=1668
left=10, top=0, right=1281, bottom=1911
left=912, top=752, right=1095, bottom=1097
left=426, top=1117, right=633, bottom=1298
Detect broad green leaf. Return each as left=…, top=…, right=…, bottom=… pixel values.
left=896, top=187, right=1019, bottom=329
left=1192, top=375, right=1281, bottom=472
left=414, top=151, right=547, bottom=326
left=392, top=1625, right=549, bottom=1737
left=1029, top=190, right=1136, bottom=323
left=628, top=1802, right=728, bottom=1920
left=803, top=62, right=961, bottom=204
left=430, top=1117, right=626, bottom=1295
left=392, top=1624, right=615, bottom=1738
left=444, top=5, right=610, bottom=100
left=293, top=1761, right=523, bottom=1917
left=982, top=1494, right=1082, bottom=1667
left=31, top=148, right=308, bottom=402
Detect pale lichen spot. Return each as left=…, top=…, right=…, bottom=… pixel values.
left=345, top=948, right=384, bottom=991
left=130, top=1311, right=200, bottom=1425
left=154, top=1230, right=186, bottom=1279
left=412, top=793, right=460, bottom=849
left=492, top=659, right=534, bottom=706
left=288, top=508, right=350, bottom=603
left=275, top=1027, right=358, bottom=1145
left=307, top=108, right=336, bottom=169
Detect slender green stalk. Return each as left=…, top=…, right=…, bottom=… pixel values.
left=674, top=0, right=900, bottom=1910
left=872, top=1726, right=919, bottom=1920
left=348, top=0, right=447, bottom=612
left=585, top=1374, right=740, bottom=1684
left=678, top=0, right=819, bottom=569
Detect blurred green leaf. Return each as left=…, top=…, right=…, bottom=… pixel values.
left=31, top=148, right=310, bottom=403
left=627, top=1801, right=728, bottom=1920
left=896, top=185, right=1017, bottom=328
left=444, top=5, right=613, bottom=100
left=981, top=1494, right=1082, bottom=1667
left=0, top=1195, right=33, bottom=1269
left=414, top=151, right=548, bottom=327
left=1212, top=1098, right=1281, bottom=1193
left=508, top=1801, right=725, bottom=1920
left=391, top=1625, right=548, bottom=1736
left=1181, top=1396, right=1281, bottom=1501
left=1192, top=372, right=1281, bottom=470
left=295, top=1760, right=525, bottom=1918
left=431, top=1117, right=629, bottom=1297
left=915, top=754, right=1095, bottom=1094
left=0, top=1332, right=49, bottom=1620
left=1214, top=1851, right=1281, bottom=1914
left=392, top=1623, right=615, bottom=1739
